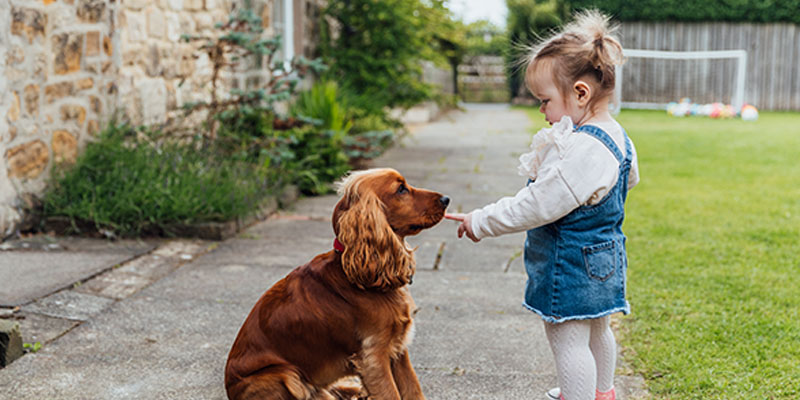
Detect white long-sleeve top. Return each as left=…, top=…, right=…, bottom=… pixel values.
left=470, top=116, right=639, bottom=240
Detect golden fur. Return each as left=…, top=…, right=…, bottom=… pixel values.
left=225, top=168, right=449, bottom=400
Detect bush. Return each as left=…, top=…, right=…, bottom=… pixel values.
left=290, top=79, right=398, bottom=178
left=291, top=80, right=352, bottom=132
left=216, top=105, right=350, bottom=196
left=349, top=111, right=397, bottom=134
left=286, top=125, right=351, bottom=195
left=342, top=130, right=394, bottom=166
left=43, top=123, right=273, bottom=237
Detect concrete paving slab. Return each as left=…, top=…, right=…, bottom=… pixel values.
left=21, top=291, right=115, bottom=321
left=437, top=238, right=525, bottom=273
left=16, top=312, right=79, bottom=346
left=137, top=258, right=293, bottom=306
left=71, top=240, right=211, bottom=301
left=418, top=370, right=553, bottom=400
left=0, top=239, right=157, bottom=306
left=73, top=270, right=153, bottom=300
left=0, top=237, right=158, bottom=253
left=281, top=194, right=339, bottom=219
left=0, top=305, right=231, bottom=399
left=211, top=219, right=337, bottom=267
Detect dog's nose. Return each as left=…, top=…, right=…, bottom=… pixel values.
left=439, top=196, right=450, bottom=208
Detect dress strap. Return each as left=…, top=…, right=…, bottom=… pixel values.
left=575, top=124, right=630, bottom=165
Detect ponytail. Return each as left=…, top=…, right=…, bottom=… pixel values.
left=523, top=9, right=624, bottom=111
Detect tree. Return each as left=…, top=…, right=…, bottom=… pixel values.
left=463, top=20, right=506, bottom=58
left=320, top=0, right=462, bottom=112
left=505, top=0, right=568, bottom=99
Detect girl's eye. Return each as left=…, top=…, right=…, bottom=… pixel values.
left=541, top=99, right=550, bottom=105
left=397, top=184, right=408, bottom=194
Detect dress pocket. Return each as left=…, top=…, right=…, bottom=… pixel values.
left=582, top=240, right=617, bottom=281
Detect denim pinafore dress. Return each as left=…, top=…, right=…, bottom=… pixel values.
left=523, top=124, right=632, bottom=324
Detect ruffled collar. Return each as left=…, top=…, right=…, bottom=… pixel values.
left=517, top=116, right=576, bottom=179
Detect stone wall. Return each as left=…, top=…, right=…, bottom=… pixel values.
left=1, top=0, right=323, bottom=238
left=2, top=0, right=118, bottom=236
left=117, top=0, right=234, bottom=126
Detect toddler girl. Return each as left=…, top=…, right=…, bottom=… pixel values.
left=446, top=10, right=639, bottom=400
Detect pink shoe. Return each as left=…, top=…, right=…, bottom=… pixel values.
left=545, top=388, right=616, bottom=400
left=545, top=388, right=562, bottom=400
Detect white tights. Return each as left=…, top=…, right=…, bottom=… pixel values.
left=544, top=316, right=616, bottom=400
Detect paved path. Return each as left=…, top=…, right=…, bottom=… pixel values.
left=0, top=105, right=645, bottom=399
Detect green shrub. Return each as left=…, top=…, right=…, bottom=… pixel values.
left=342, top=130, right=394, bottom=163
left=349, top=112, right=396, bottom=134
left=290, top=79, right=400, bottom=175
left=214, top=104, right=350, bottom=195
left=43, top=123, right=273, bottom=237
left=292, top=80, right=352, bottom=132
left=285, top=125, right=350, bottom=195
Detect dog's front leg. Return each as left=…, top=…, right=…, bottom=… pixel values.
left=391, top=348, right=425, bottom=400
left=357, top=345, right=402, bottom=400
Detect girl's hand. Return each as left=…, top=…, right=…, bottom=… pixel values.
left=444, top=213, right=481, bottom=243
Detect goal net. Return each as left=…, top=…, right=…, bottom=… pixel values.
left=612, top=49, right=747, bottom=113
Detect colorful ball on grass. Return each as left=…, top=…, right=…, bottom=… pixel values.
left=721, top=104, right=735, bottom=118
left=667, top=102, right=678, bottom=116
left=709, top=103, right=723, bottom=119
left=741, top=104, right=759, bottom=121
left=673, top=99, right=692, bottom=117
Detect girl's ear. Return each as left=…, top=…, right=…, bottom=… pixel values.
left=337, top=192, right=414, bottom=291
left=573, top=80, right=592, bottom=107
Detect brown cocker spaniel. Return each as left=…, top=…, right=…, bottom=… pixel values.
left=225, top=168, right=450, bottom=400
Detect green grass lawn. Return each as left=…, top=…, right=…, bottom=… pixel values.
left=520, top=108, right=800, bottom=399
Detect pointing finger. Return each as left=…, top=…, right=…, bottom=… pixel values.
left=445, top=213, right=466, bottom=222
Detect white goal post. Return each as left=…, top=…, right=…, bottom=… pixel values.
left=612, top=49, right=747, bottom=114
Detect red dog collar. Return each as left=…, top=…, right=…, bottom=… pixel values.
left=333, top=238, right=345, bottom=253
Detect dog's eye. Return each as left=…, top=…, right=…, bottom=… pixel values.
left=396, top=184, right=408, bottom=195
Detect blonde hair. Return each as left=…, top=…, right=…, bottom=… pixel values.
left=523, top=10, right=624, bottom=112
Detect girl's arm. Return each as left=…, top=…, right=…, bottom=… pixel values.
left=470, top=135, right=621, bottom=240
left=468, top=166, right=579, bottom=239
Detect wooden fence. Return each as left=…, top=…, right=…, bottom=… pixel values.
left=618, top=22, right=800, bottom=111
left=421, top=57, right=509, bottom=103
left=457, top=56, right=509, bottom=103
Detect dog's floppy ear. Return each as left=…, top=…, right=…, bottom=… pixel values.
left=336, top=191, right=415, bottom=291
left=332, top=196, right=348, bottom=239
